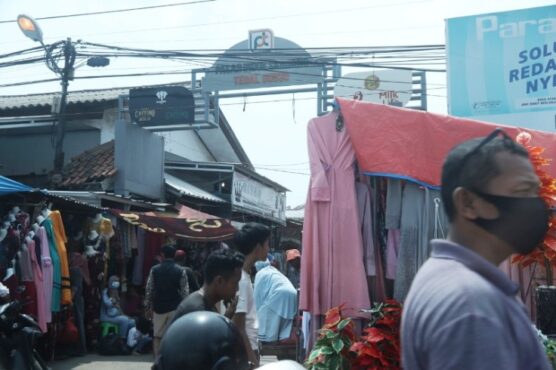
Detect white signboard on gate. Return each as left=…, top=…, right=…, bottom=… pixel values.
left=334, top=70, right=413, bottom=107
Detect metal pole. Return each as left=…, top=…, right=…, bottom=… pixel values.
left=53, top=38, right=74, bottom=178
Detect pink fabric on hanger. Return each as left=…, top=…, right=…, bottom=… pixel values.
left=300, top=112, right=370, bottom=315
left=28, top=238, right=47, bottom=332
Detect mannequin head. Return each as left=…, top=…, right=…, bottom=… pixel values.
left=84, top=245, right=98, bottom=258
left=11, top=206, right=20, bottom=215
left=88, top=229, right=99, bottom=241
left=92, top=213, right=103, bottom=223
left=37, top=215, right=45, bottom=225
left=31, top=223, right=39, bottom=233
left=41, top=207, right=51, bottom=218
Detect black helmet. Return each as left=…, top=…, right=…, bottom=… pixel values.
left=157, top=311, right=248, bottom=370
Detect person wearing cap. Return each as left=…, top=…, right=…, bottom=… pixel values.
left=144, top=245, right=189, bottom=358
left=174, top=249, right=200, bottom=293
left=285, top=249, right=301, bottom=289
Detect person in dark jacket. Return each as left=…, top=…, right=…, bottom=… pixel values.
left=144, top=245, right=188, bottom=358
left=174, top=249, right=200, bottom=293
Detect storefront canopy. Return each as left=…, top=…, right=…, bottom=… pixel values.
left=110, top=208, right=235, bottom=241
left=0, top=175, right=33, bottom=195
left=338, top=98, right=556, bottom=188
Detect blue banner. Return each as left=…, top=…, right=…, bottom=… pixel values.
left=447, top=5, right=556, bottom=117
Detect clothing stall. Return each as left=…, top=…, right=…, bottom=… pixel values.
left=300, top=99, right=556, bottom=350
left=0, top=182, right=236, bottom=360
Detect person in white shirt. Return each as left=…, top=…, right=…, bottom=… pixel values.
left=232, top=223, right=271, bottom=369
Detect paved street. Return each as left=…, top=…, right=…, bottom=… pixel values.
left=53, top=354, right=279, bottom=369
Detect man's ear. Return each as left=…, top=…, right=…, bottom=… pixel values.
left=452, top=187, right=480, bottom=220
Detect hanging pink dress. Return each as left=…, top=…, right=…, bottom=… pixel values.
left=37, top=226, right=53, bottom=325
left=27, top=238, right=47, bottom=332
left=300, top=112, right=370, bottom=315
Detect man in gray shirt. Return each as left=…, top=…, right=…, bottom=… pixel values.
left=402, top=129, right=551, bottom=370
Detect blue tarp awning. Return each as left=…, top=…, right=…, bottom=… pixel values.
left=0, top=176, right=33, bottom=195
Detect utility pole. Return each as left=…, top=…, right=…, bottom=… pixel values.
left=52, top=38, right=75, bottom=178
left=17, top=15, right=106, bottom=185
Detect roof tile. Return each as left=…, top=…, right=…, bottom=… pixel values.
left=61, top=140, right=115, bottom=187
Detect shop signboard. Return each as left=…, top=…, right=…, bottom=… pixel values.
left=334, top=70, right=413, bottom=107
left=232, top=171, right=286, bottom=224
left=446, top=5, right=556, bottom=123
left=129, top=86, right=195, bottom=126
left=202, top=32, right=323, bottom=92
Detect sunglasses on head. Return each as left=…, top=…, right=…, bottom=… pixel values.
left=458, top=128, right=516, bottom=171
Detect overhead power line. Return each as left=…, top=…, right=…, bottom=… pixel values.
left=10, top=0, right=431, bottom=40
left=0, top=0, right=216, bottom=24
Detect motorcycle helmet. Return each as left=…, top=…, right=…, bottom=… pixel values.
left=157, top=311, right=248, bottom=370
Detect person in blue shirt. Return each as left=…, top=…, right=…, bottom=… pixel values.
left=100, top=275, right=135, bottom=340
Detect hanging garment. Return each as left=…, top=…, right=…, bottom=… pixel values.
left=37, top=226, right=53, bottom=324
left=143, top=232, right=163, bottom=283
left=356, top=182, right=376, bottom=276
left=18, top=243, right=34, bottom=282
left=49, top=211, right=72, bottom=305
left=41, top=218, right=62, bottom=312
left=386, top=229, right=401, bottom=280
left=28, top=237, right=47, bottom=332
left=385, top=179, right=403, bottom=230
left=394, top=185, right=448, bottom=301
left=132, top=228, right=146, bottom=285
left=300, top=112, right=370, bottom=315
left=70, top=265, right=87, bottom=354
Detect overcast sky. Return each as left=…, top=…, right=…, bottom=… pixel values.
left=0, top=0, right=552, bottom=207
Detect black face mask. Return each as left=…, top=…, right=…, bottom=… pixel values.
left=471, top=191, right=549, bottom=255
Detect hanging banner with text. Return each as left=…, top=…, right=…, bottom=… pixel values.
left=446, top=5, right=556, bottom=117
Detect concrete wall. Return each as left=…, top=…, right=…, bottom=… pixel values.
left=0, top=130, right=101, bottom=176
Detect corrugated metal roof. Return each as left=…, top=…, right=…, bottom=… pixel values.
left=0, top=82, right=192, bottom=110
left=165, top=173, right=226, bottom=204
left=286, top=207, right=305, bottom=221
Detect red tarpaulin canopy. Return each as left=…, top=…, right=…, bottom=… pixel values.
left=338, top=98, right=556, bottom=188
left=110, top=208, right=235, bottom=241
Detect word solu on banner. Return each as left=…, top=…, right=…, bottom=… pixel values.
left=446, top=5, right=556, bottom=117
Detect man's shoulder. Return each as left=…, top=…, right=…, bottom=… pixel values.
left=405, top=258, right=505, bottom=323
left=176, top=292, right=205, bottom=313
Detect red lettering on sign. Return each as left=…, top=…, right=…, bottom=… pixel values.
left=234, top=75, right=260, bottom=85
left=262, top=72, right=290, bottom=83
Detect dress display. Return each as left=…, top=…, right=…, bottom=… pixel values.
left=300, top=112, right=370, bottom=315
left=41, top=218, right=62, bottom=312
left=49, top=211, right=72, bottom=305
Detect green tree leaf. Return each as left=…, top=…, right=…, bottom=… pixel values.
left=321, top=347, right=335, bottom=355
left=337, top=318, right=352, bottom=330
left=307, top=348, right=323, bottom=362
left=332, top=338, right=344, bottom=353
